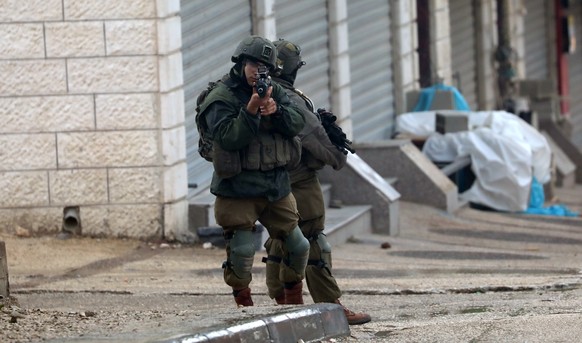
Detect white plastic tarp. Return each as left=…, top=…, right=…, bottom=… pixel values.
left=396, top=111, right=552, bottom=212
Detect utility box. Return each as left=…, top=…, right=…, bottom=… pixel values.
left=436, top=111, right=469, bottom=134
left=0, top=241, right=9, bottom=298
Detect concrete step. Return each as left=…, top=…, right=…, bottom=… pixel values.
left=384, top=177, right=399, bottom=187
left=353, top=140, right=455, bottom=214
left=323, top=205, right=373, bottom=246
left=542, top=131, right=576, bottom=188
left=541, top=120, right=582, bottom=184
left=189, top=186, right=373, bottom=247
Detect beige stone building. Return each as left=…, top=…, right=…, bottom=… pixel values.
left=0, top=0, right=189, bottom=241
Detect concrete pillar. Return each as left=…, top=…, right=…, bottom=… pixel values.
left=430, top=0, right=453, bottom=84
left=0, top=241, right=9, bottom=298
left=475, top=0, right=500, bottom=110
left=252, top=0, right=277, bottom=40
left=328, top=0, right=353, bottom=139
left=391, top=0, right=420, bottom=114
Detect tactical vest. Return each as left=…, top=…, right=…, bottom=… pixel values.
left=197, top=82, right=301, bottom=179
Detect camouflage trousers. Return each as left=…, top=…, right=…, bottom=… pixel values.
left=215, top=193, right=301, bottom=290
left=263, top=175, right=342, bottom=302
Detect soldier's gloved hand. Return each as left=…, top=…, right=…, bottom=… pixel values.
left=317, top=108, right=338, bottom=128
left=317, top=108, right=335, bottom=120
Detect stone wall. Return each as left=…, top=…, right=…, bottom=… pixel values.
left=0, top=0, right=189, bottom=241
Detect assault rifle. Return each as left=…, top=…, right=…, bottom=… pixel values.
left=317, top=108, right=355, bottom=155
left=255, top=65, right=271, bottom=98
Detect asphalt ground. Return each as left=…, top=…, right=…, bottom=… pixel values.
left=1, top=184, right=581, bottom=342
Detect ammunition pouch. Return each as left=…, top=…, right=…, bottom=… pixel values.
left=240, top=132, right=300, bottom=171
left=212, top=144, right=241, bottom=179
left=287, top=137, right=302, bottom=170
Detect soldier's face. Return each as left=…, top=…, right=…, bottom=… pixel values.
left=243, top=60, right=263, bottom=87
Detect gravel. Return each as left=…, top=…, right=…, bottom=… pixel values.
left=0, top=295, right=201, bottom=343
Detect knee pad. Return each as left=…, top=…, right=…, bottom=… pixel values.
left=308, top=232, right=332, bottom=270
left=283, top=226, right=309, bottom=275
left=227, top=230, right=255, bottom=280
left=315, top=232, right=332, bottom=253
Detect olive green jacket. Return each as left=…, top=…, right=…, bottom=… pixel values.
left=271, top=78, right=347, bottom=184
left=199, top=68, right=305, bottom=202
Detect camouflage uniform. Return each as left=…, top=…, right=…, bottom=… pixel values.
left=264, top=39, right=371, bottom=325
left=197, top=36, right=309, bottom=306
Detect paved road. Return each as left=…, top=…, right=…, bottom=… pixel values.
left=1, top=185, right=581, bottom=342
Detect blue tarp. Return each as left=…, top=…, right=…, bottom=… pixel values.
left=412, top=83, right=471, bottom=112
left=524, top=177, right=579, bottom=217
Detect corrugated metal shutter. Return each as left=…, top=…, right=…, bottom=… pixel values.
left=523, top=0, right=549, bottom=80
left=274, top=0, right=331, bottom=110
left=180, top=1, right=252, bottom=196
left=567, top=3, right=582, bottom=148
left=347, top=0, right=395, bottom=141
left=449, top=0, right=478, bottom=111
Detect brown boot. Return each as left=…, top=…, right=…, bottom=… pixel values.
left=233, top=287, right=253, bottom=307
left=335, top=300, right=371, bottom=325
left=284, top=282, right=304, bottom=305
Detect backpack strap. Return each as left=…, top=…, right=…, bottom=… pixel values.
left=291, top=88, right=315, bottom=113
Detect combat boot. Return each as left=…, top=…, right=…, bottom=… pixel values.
left=335, top=300, right=371, bottom=325
left=233, top=287, right=253, bottom=307
left=283, top=282, right=304, bottom=305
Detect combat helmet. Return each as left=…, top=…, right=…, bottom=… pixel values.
left=232, top=36, right=277, bottom=71
left=273, top=39, right=306, bottom=82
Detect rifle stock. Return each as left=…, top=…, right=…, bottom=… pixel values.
left=317, top=108, right=355, bottom=155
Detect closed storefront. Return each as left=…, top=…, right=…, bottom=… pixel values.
left=347, top=0, right=395, bottom=141
left=449, top=0, right=479, bottom=110
left=523, top=0, right=550, bottom=80
left=275, top=0, right=331, bottom=110
left=181, top=1, right=252, bottom=195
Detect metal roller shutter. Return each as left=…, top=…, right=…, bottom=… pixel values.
left=567, top=3, right=582, bottom=148
left=449, top=0, right=478, bottom=110
left=275, top=0, right=331, bottom=110
left=523, top=0, right=549, bottom=80
left=347, top=0, right=395, bottom=141
left=180, top=1, right=252, bottom=196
